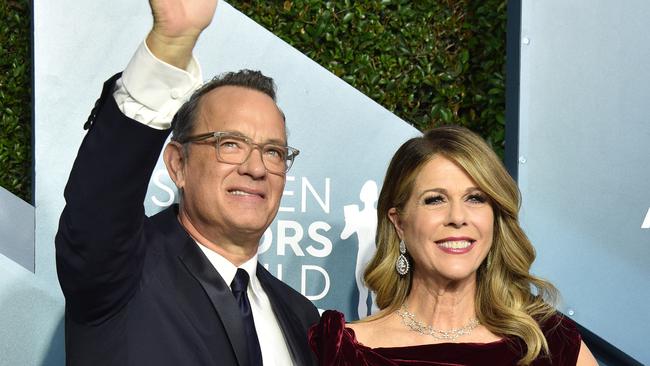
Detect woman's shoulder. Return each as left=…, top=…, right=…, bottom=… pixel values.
left=308, top=310, right=356, bottom=349
left=310, top=309, right=348, bottom=334
left=309, top=310, right=385, bottom=342
left=308, top=310, right=368, bottom=364
left=540, top=312, right=581, bottom=340
left=538, top=312, right=582, bottom=365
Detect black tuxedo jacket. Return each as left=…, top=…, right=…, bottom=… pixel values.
left=55, top=74, right=319, bottom=366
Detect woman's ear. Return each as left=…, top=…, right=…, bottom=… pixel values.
left=163, top=141, right=186, bottom=190
left=387, top=207, right=404, bottom=240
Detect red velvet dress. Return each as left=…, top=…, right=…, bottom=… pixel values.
left=309, top=310, right=581, bottom=366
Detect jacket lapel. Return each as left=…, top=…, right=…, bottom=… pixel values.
left=257, top=264, right=314, bottom=366
left=158, top=207, right=249, bottom=366
left=179, top=241, right=250, bottom=366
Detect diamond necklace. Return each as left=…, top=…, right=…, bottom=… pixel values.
left=396, top=304, right=480, bottom=341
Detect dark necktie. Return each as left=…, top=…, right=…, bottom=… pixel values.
left=231, top=268, right=263, bottom=366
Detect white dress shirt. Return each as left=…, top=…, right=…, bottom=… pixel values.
left=112, top=41, right=295, bottom=365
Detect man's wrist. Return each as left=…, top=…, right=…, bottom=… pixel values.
left=145, top=31, right=199, bottom=70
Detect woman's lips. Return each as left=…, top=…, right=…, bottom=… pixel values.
left=435, top=239, right=476, bottom=254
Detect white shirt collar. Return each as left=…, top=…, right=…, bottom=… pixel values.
left=196, top=243, right=258, bottom=288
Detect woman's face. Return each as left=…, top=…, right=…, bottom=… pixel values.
left=389, top=155, right=494, bottom=282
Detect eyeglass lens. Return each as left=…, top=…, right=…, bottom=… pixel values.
left=216, top=135, right=292, bottom=173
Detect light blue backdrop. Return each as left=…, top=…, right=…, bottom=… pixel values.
left=517, top=1, right=649, bottom=363
left=2, top=0, right=648, bottom=365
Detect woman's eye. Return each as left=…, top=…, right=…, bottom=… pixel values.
left=423, top=195, right=444, bottom=205
left=467, top=193, right=487, bottom=203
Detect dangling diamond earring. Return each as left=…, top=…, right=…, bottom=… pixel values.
left=395, top=240, right=410, bottom=276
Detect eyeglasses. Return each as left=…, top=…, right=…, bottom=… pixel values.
left=176, top=131, right=300, bottom=174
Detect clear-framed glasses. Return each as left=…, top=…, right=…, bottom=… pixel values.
left=176, top=131, right=300, bottom=174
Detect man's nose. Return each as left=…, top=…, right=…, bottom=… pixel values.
left=237, top=147, right=267, bottom=179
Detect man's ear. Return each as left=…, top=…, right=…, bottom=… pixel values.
left=163, top=141, right=186, bottom=190
left=387, top=207, right=404, bottom=240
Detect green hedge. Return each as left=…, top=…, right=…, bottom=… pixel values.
left=229, top=0, right=507, bottom=154
left=0, top=0, right=31, bottom=202
left=0, top=1, right=506, bottom=203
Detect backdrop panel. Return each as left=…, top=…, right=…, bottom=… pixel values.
left=0, top=186, right=34, bottom=272
left=518, top=1, right=649, bottom=363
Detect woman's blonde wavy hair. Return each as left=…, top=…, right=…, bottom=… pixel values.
left=363, top=126, right=559, bottom=365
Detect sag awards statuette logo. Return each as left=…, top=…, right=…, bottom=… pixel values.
left=341, top=180, right=379, bottom=318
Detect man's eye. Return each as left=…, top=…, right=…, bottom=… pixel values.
left=264, top=147, right=286, bottom=160
left=220, top=139, right=243, bottom=149
left=423, top=195, right=444, bottom=205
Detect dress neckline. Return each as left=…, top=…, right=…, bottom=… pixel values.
left=343, top=325, right=508, bottom=351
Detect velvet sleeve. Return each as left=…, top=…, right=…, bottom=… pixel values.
left=541, top=314, right=582, bottom=366
left=308, top=310, right=398, bottom=366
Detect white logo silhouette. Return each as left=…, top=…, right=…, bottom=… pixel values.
left=341, top=180, right=379, bottom=318
left=642, top=207, right=650, bottom=229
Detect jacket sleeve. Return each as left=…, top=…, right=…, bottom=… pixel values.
left=55, top=74, right=171, bottom=325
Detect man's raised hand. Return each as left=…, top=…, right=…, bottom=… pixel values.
left=146, top=0, right=219, bottom=69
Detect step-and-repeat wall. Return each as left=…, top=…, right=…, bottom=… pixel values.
left=1, top=0, right=648, bottom=364
left=517, top=1, right=649, bottom=363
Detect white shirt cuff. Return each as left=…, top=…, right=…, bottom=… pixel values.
left=113, top=40, right=203, bottom=129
